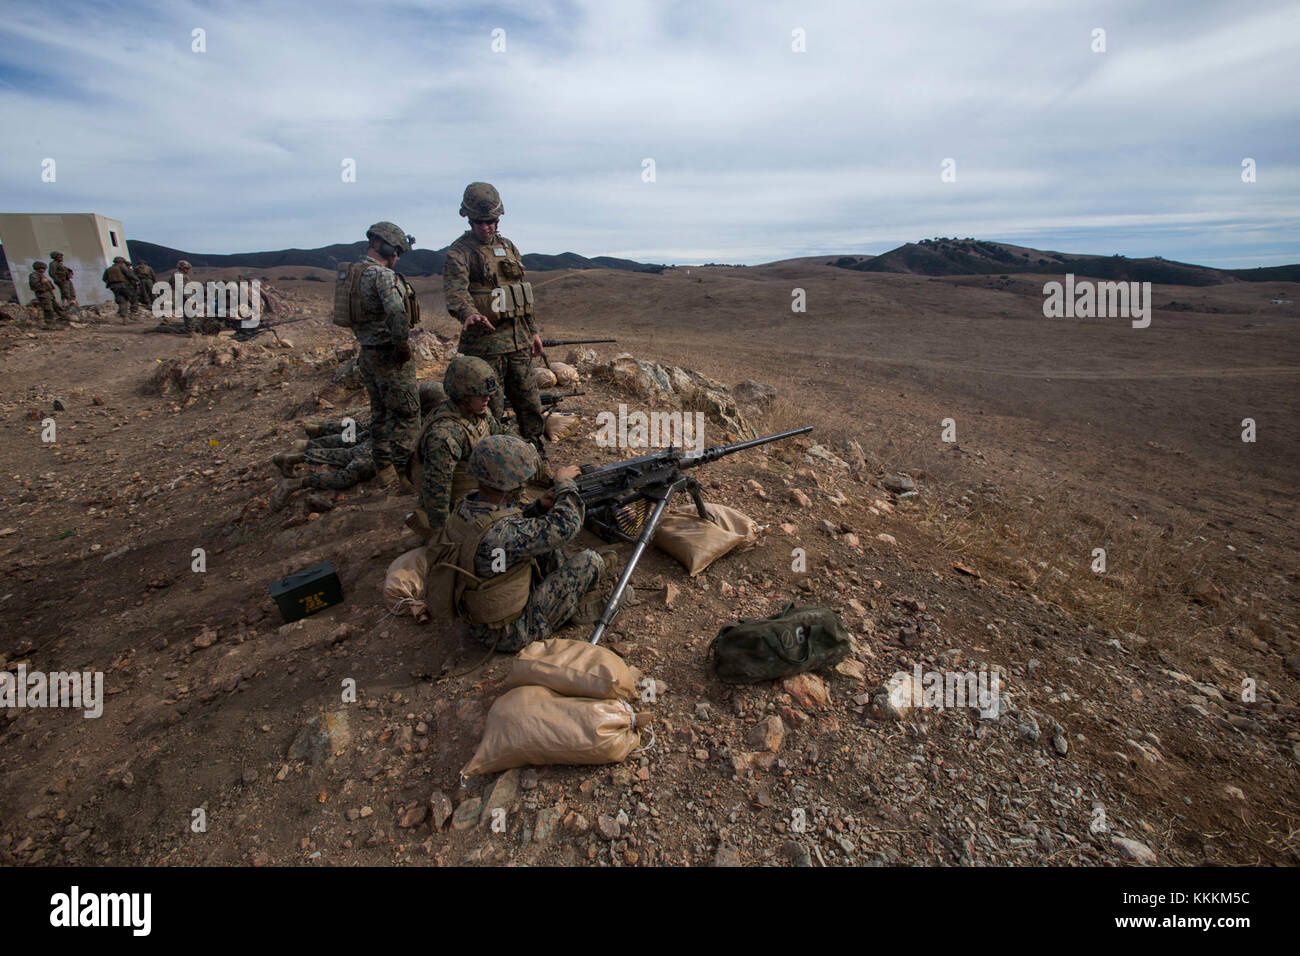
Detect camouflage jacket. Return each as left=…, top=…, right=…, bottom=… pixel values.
left=353, top=254, right=413, bottom=349
left=416, top=402, right=512, bottom=531
left=134, top=264, right=156, bottom=286
left=452, top=478, right=584, bottom=640
left=50, top=261, right=73, bottom=283
left=103, top=263, right=134, bottom=286
left=443, top=231, right=536, bottom=354
left=28, top=271, right=54, bottom=297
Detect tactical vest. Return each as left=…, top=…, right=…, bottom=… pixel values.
left=352, top=261, right=420, bottom=332
left=104, top=264, right=133, bottom=286
left=409, top=403, right=492, bottom=504
left=426, top=505, right=535, bottom=627
left=29, top=273, right=52, bottom=296
left=467, top=238, right=533, bottom=322
left=50, top=262, right=71, bottom=282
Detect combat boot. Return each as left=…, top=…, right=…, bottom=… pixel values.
left=272, top=452, right=305, bottom=477
left=269, top=477, right=306, bottom=512
left=303, top=422, right=327, bottom=438
left=291, top=439, right=309, bottom=453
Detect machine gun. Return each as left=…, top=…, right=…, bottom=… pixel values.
left=574, top=425, right=812, bottom=645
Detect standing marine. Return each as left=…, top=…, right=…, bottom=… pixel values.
left=442, top=182, right=550, bottom=482
left=406, top=355, right=513, bottom=539
left=102, top=256, right=137, bottom=322
left=346, top=221, right=421, bottom=495
left=48, top=252, right=78, bottom=311
left=28, top=262, right=68, bottom=326
left=133, top=260, right=157, bottom=313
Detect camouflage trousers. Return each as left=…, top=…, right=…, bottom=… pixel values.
left=304, top=441, right=376, bottom=491
left=358, top=345, right=419, bottom=472
left=307, top=430, right=371, bottom=452
left=471, top=348, right=545, bottom=444
left=55, top=281, right=77, bottom=306
left=108, top=283, right=135, bottom=317
left=34, top=294, right=67, bottom=324
left=470, top=548, right=603, bottom=653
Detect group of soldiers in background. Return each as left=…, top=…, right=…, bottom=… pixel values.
left=270, top=182, right=609, bottom=651
left=23, top=251, right=195, bottom=327
left=26, top=250, right=79, bottom=325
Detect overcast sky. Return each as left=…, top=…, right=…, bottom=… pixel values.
left=1, top=0, right=1296, bottom=267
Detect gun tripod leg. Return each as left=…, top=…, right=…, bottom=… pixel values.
left=590, top=480, right=682, bottom=646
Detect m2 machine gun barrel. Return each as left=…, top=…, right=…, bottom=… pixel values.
left=576, top=425, right=812, bottom=645
left=539, top=338, right=617, bottom=347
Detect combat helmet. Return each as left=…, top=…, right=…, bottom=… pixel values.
left=177, top=260, right=191, bottom=270
left=459, top=182, right=504, bottom=220
left=114, top=256, right=126, bottom=263
left=468, top=435, right=538, bottom=491
left=33, top=261, right=47, bottom=271
left=366, top=221, right=415, bottom=255
left=443, top=356, right=498, bottom=404
left=49, top=251, right=63, bottom=259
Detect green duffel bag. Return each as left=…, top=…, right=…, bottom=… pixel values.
left=709, top=603, right=851, bottom=683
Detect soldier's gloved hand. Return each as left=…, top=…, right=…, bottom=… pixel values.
left=554, top=465, right=581, bottom=482
left=393, top=340, right=413, bottom=362
left=531, top=334, right=544, bottom=358
left=463, top=313, right=495, bottom=332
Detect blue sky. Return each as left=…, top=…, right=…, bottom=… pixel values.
left=1, top=0, right=1296, bottom=267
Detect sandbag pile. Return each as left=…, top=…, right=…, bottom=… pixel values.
left=463, top=639, right=647, bottom=775
left=653, top=501, right=758, bottom=576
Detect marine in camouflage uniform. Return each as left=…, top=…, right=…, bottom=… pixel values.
left=173, top=261, right=201, bottom=333
left=442, top=183, right=549, bottom=479
left=102, top=257, right=137, bottom=322
left=441, top=435, right=603, bottom=653
left=133, top=261, right=157, bottom=313
left=269, top=382, right=443, bottom=512
left=27, top=263, right=67, bottom=325
left=350, top=221, right=421, bottom=493
left=408, top=356, right=513, bottom=539
left=48, top=252, right=77, bottom=309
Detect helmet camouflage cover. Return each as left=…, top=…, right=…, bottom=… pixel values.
left=177, top=260, right=191, bottom=269
left=33, top=261, right=47, bottom=270
left=366, top=221, right=414, bottom=255
left=468, top=435, right=538, bottom=491
left=50, top=251, right=63, bottom=258
left=459, top=182, right=504, bottom=220
left=443, top=355, right=498, bottom=403
left=114, top=256, right=126, bottom=263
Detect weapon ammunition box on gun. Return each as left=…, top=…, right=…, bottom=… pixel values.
left=270, top=561, right=343, bottom=623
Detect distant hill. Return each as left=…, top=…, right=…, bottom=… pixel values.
left=834, top=238, right=1300, bottom=285
left=117, top=240, right=666, bottom=277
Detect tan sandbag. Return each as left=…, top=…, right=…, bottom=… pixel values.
left=653, top=501, right=758, bottom=576
left=502, top=638, right=643, bottom=701
left=383, top=546, right=430, bottom=623
left=533, top=366, right=557, bottom=388
left=544, top=413, right=582, bottom=443
left=550, top=361, right=580, bottom=386
left=462, top=685, right=640, bottom=775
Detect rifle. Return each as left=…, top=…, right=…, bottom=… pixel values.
left=574, top=425, right=812, bottom=645
left=537, top=337, right=616, bottom=371
left=501, top=390, right=585, bottom=427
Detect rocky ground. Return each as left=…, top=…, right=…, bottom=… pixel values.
left=0, top=266, right=1297, bottom=867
